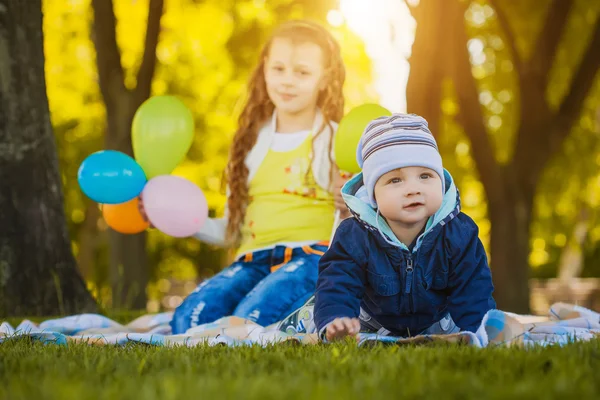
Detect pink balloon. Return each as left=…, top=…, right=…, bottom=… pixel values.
left=142, top=175, right=208, bottom=238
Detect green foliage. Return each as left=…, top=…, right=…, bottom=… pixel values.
left=436, top=0, right=600, bottom=276
left=531, top=0, right=600, bottom=275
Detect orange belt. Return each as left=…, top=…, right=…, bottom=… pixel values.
left=270, top=241, right=330, bottom=272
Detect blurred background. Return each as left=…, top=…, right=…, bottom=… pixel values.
left=44, top=0, right=600, bottom=314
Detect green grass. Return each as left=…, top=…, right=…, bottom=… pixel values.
left=1, top=339, right=600, bottom=400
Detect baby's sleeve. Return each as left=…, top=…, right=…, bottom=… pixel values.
left=314, top=219, right=368, bottom=335
left=445, top=214, right=496, bottom=333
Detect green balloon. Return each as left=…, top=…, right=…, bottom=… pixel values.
left=334, top=103, right=392, bottom=174
left=132, top=96, right=194, bottom=179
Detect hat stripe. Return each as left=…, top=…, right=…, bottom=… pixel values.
left=362, top=126, right=398, bottom=148
left=364, top=114, right=429, bottom=135
left=363, top=140, right=439, bottom=161
left=362, top=123, right=432, bottom=149
left=365, top=114, right=405, bottom=132
left=362, top=126, right=433, bottom=148
left=362, top=131, right=439, bottom=162
left=363, top=135, right=438, bottom=154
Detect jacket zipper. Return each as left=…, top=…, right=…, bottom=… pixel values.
left=405, top=253, right=414, bottom=313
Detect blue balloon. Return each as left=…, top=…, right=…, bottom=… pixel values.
left=78, top=150, right=147, bottom=204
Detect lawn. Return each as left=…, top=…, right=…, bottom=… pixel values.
left=1, top=337, right=599, bottom=400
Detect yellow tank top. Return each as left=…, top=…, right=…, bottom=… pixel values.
left=237, top=134, right=335, bottom=255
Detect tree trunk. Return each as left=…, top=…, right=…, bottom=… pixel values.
left=487, top=171, right=533, bottom=313
left=76, top=202, right=101, bottom=282
left=104, top=94, right=149, bottom=310
left=557, top=207, right=590, bottom=282
left=0, top=0, right=97, bottom=316
left=91, top=0, right=163, bottom=309
left=405, top=0, right=448, bottom=137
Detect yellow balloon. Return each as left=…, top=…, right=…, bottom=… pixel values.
left=334, top=104, right=392, bottom=174
left=132, top=96, right=194, bottom=179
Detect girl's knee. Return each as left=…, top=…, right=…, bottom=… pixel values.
left=170, top=295, right=216, bottom=334
left=233, top=286, right=315, bottom=326
left=170, top=303, right=192, bottom=334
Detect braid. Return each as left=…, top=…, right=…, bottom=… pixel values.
left=225, top=20, right=345, bottom=247
left=225, top=49, right=274, bottom=246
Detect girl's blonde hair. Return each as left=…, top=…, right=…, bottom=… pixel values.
left=225, top=20, right=345, bottom=247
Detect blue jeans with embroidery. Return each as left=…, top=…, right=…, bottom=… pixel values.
left=170, top=243, right=328, bottom=334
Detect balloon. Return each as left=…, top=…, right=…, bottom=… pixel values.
left=334, top=104, right=392, bottom=174
left=102, top=197, right=150, bottom=234
left=78, top=150, right=147, bottom=204
left=132, top=96, right=194, bottom=179
left=141, top=175, right=208, bottom=238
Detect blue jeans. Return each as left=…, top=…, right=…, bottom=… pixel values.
left=170, top=243, right=328, bottom=334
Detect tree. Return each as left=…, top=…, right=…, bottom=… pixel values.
left=0, top=0, right=97, bottom=316
left=406, top=0, right=600, bottom=312
left=90, top=0, right=164, bottom=309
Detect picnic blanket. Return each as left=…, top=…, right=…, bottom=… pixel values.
left=2, top=297, right=600, bottom=348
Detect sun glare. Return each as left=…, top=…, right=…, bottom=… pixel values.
left=332, top=0, right=415, bottom=112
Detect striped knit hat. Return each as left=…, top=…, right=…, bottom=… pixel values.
left=357, top=113, right=444, bottom=207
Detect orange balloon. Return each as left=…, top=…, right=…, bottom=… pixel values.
left=102, top=197, right=150, bottom=234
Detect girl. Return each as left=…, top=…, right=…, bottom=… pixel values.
left=170, top=20, right=348, bottom=334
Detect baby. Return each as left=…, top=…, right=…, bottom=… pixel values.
left=314, top=113, right=496, bottom=341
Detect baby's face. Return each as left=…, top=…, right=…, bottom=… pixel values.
left=374, top=167, right=443, bottom=227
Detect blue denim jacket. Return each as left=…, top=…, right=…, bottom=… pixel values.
left=314, top=171, right=496, bottom=335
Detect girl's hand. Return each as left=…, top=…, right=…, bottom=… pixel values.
left=137, top=195, right=155, bottom=229
left=325, top=317, right=360, bottom=341
left=333, top=173, right=351, bottom=219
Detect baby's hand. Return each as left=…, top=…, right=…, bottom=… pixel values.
left=325, top=317, right=360, bottom=341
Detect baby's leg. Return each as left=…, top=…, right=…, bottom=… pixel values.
left=170, top=259, right=270, bottom=334
left=420, top=313, right=460, bottom=335
left=358, top=307, right=393, bottom=335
